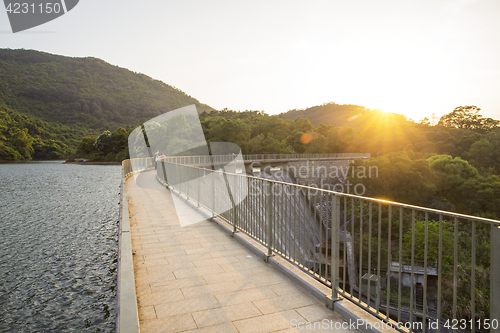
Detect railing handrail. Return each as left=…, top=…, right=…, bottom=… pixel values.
left=160, top=160, right=500, bottom=226
left=160, top=153, right=371, bottom=165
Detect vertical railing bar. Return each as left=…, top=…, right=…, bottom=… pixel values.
left=471, top=219, right=476, bottom=333
left=232, top=174, right=237, bottom=235
left=437, top=214, right=442, bottom=332
left=453, top=216, right=458, bottom=333
left=293, top=185, right=297, bottom=265
left=376, top=203, right=382, bottom=314
left=423, top=212, right=429, bottom=333
left=301, top=189, right=306, bottom=270
left=398, top=207, right=403, bottom=324
left=330, top=193, right=334, bottom=291
left=318, top=190, right=323, bottom=280
left=279, top=183, right=284, bottom=254
left=343, top=196, right=347, bottom=293
left=312, top=190, right=321, bottom=281
left=410, top=209, right=415, bottom=330
left=307, top=188, right=313, bottom=276
left=197, top=167, right=200, bottom=207
left=287, top=184, right=291, bottom=260
left=351, top=197, right=354, bottom=299
left=367, top=201, right=373, bottom=308
left=359, top=200, right=363, bottom=304
left=386, top=205, right=392, bottom=321
left=211, top=166, right=215, bottom=218
left=260, top=180, right=267, bottom=242
left=251, top=177, right=254, bottom=236
left=321, top=191, right=326, bottom=281
left=332, top=194, right=340, bottom=301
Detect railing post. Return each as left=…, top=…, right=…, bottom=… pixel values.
left=265, top=180, right=274, bottom=262
left=161, top=160, right=167, bottom=187
left=211, top=169, right=215, bottom=218
left=197, top=167, right=200, bottom=208
left=327, top=194, right=342, bottom=308
left=232, top=175, right=237, bottom=236
left=491, top=225, right=500, bottom=327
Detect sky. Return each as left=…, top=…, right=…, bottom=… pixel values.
left=1, top=0, right=500, bottom=121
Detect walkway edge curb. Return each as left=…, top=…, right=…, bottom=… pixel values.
left=116, top=176, right=140, bottom=333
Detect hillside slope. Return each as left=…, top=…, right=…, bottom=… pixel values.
left=281, top=102, right=408, bottom=128
left=0, top=49, right=213, bottom=130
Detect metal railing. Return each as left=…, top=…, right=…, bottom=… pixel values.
left=155, top=160, right=500, bottom=333
left=162, top=153, right=370, bottom=166
left=122, top=157, right=154, bottom=177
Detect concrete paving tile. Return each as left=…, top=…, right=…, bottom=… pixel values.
left=139, top=314, right=197, bottom=333
left=151, top=276, right=207, bottom=293
left=178, top=237, right=205, bottom=245
left=155, top=295, right=221, bottom=318
left=192, top=302, right=262, bottom=327
left=219, top=260, right=266, bottom=272
left=134, top=247, right=164, bottom=256
left=209, top=249, right=252, bottom=258
left=202, top=269, right=258, bottom=284
left=173, top=265, right=225, bottom=279
left=135, top=283, right=152, bottom=297
left=143, top=240, right=180, bottom=248
left=233, top=309, right=306, bottom=333
left=252, top=293, right=317, bottom=315
left=186, top=253, right=214, bottom=262
left=136, top=272, right=176, bottom=286
left=181, top=281, right=241, bottom=299
left=138, top=305, right=156, bottom=321
left=180, top=243, right=204, bottom=250
left=137, top=289, right=185, bottom=307
left=192, top=256, right=239, bottom=268
left=184, top=246, right=226, bottom=255
left=293, top=304, right=345, bottom=323
left=147, top=262, right=195, bottom=275
left=182, top=322, right=239, bottom=333
left=214, top=286, right=277, bottom=306
left=268, top=282, right=306, bottom=296
left=135, top=259, right=170, bottom=268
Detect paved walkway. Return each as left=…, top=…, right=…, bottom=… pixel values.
left=127, top=171, right=357, bottom=333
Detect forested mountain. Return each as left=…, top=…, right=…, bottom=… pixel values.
left=281, top=102, right=408, bottom=127
left=0, top=48, right=214, bottom=160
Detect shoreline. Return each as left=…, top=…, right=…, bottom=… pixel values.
left=0, top=160, right=121, bottom=165
left=63, top=161, right=122, bottom=165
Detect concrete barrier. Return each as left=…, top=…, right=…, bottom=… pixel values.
left=116, top=176, right=140, bottom=333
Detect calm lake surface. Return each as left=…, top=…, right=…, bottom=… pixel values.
left=0, top=162, right=120, bottom=332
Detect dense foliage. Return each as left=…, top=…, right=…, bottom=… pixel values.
left=0, top=104, right=86, bottom=160
left=0, top=49, right=213, bottom=128
left=0, top=48, right=214, bottom=160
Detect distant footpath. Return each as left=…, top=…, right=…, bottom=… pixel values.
left=64, top=158, right=121, bottom=165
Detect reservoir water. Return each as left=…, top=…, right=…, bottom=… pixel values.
left=0, top=162, right=120, bottom=332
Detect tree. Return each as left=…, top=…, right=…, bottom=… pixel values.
left=438, top=105, right=499, bottom=130
left=348, top=152, right=436, bottom=206
left=402, top=220, right=454, bottom=267
left=93, top=130, right=113, bottom=155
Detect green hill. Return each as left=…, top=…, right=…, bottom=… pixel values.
left=0, top=49, right=213, bottom=128
left=0, top=48, right=214, bottom=160
left=281, top=102, right=408, bottom=128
